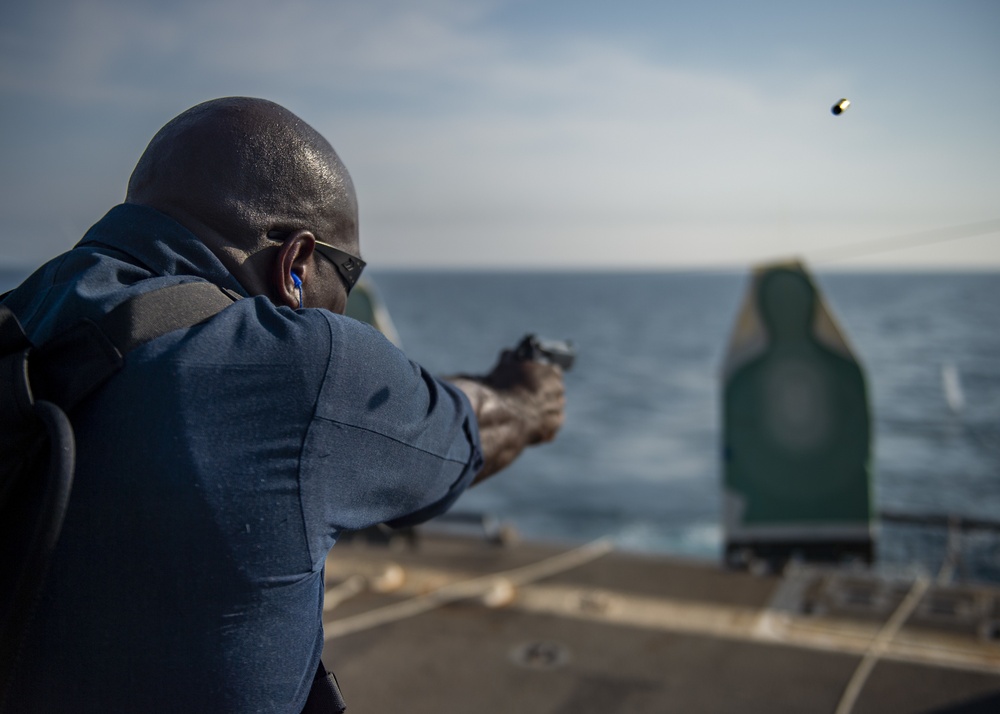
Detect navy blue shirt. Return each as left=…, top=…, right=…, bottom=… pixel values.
left=4, top=204, right=483, bottom=712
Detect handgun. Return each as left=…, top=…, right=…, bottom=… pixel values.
left=513, top=334, right=575, bottom=372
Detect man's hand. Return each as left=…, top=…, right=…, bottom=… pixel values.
left=447, top=349, right=566, bottom=484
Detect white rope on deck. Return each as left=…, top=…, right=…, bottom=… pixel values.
left=833, top=574, right=933, bottom=714
left=323, top=574, right=367, bottom=613
left=324, top=537, right=614, bottom=641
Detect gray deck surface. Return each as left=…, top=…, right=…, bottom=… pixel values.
left=321, top=532, right=1000, bottom=713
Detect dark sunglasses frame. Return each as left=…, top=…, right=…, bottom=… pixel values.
left=267, top=231, right=366, bottom=294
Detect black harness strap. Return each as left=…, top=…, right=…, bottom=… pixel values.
left=1, top=281, right=240, bottom=710
left=3, top=281, right=348, bottom=713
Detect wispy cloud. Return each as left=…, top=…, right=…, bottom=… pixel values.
left=1, top=0, right=997, bottom=268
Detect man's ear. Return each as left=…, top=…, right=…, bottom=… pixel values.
left=272, top=230, right=316, bottom=308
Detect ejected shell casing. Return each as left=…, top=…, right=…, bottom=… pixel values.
left=831, top=98, right=851, bottom=116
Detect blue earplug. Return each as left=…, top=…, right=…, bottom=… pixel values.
left=291, top=273, right=303, bottom=308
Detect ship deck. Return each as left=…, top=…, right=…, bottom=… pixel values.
left=321, top=528, right=1000, bottom=714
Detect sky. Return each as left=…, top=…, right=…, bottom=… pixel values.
left=1, top=0, right=998, bottom=270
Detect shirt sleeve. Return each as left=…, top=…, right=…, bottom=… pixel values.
left=297, top=311, right=483, bottom=565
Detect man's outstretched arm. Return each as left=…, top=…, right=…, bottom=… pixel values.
left=447, top=351, right=565, bottom=484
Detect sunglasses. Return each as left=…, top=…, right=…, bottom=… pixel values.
left=267, top=231, right=366, bottom=294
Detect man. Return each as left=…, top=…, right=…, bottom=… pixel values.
left=1, top=97, right=565, bottom=712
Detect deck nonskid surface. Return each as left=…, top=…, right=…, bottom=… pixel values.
left=321, top=533, right=1000, bottom=714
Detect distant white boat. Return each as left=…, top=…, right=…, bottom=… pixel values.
left=941, top=360, right=965, bottom=414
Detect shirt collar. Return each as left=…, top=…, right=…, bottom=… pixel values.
left=77, top=203, right=250, bottom=297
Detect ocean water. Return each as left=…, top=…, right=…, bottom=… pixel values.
left=3, top=267, right=998, bottom=581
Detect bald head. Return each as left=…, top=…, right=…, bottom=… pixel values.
left=126, top=97, right=357, bottom=253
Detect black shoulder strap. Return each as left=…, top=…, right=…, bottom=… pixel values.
left=29, top=282, right=241, bottom=412
left=101, top=281, right=243, bottom=355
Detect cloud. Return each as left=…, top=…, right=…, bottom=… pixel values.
left=0, top=0, right=997, bottom=268
left=0, top=0, right=503, bottom=102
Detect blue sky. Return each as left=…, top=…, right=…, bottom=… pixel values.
left=1, top=0, right=998, bottom=269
